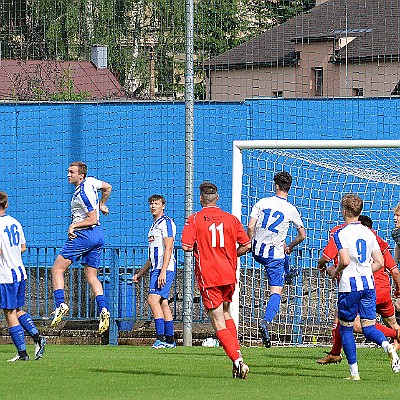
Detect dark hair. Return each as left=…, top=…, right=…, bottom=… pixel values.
left=274, top=171, right=292, bottom=192
left=70, top=161, right=88, bottom=177
left=199, top=181, right=218, bottom=204
left=341, top=193, right=363, bottom=218
left=358, top=214, right=373, bottom=229
left=0, top=191, right=7, bottom=210
left=148, top=194, right=166, bottom=205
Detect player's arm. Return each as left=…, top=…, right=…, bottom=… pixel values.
left=327, top=247, right=350, bottom=279
left=132, top=258, right=152, bottom=283
left=389, top=266, right=400, bottom=297
left=371, top=249, right=384, bottom=272
left=247, top=217, right=257, bottom=239
left=237, top=243, right=251, bottom=257
left=158, top=237, right=174, bottom=288
left=285, top=226, right=306, bottom=255
left=68, top=209, right=98, bottom=239
left=21, top=243, right=26, bottom=253
left=99, top=181, right=112, bottom=215
left=395, top=245, right=400, bottom=265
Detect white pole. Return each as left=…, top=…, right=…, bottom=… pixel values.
left=230, top=143, right=244, bottom=329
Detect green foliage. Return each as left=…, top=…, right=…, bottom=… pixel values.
left=0, top=0, right=316, bottom=100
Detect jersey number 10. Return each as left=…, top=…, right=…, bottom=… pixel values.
left=209, top=223, right=225, bottom=248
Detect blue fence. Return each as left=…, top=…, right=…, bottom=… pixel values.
left=23, top=246, right=208, bottom=345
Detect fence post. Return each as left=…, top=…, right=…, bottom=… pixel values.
left=108, top=248, right=119, bottom=345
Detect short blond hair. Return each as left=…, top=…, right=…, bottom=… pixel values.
left=394, top=204, right=400, bottom=215
left=341, top=193, right=363, bottom=218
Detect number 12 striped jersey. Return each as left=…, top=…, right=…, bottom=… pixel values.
left=250, top=196, right=304, bottom=259
left=181, top=206, right=251, bottom=290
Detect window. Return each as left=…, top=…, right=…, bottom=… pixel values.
left=353, top=88, right=364, bottom=97
left=272, top=90, right=283, bottom=98
left=313, top=67, right=323, bottom=96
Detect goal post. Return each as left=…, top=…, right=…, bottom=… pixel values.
left=231, top=139, right=400, bottom=346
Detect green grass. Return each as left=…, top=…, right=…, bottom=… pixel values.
left=1, top=344, right=400, bottom=400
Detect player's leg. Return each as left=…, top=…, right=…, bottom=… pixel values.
left=337, top=292, right=360, bottom=379
left=148, top=293, right=166, bottom=347
left=316, top=311, right=342, bottom=364
left=82, top=228, right=110, bottom=333
left=359, top=289, right=400, bottom=373
left=161, top=298, right=175, bottom=347
left=51, top=249, right=73, bottom=326
left=158, top=270, right=176, bottom=348
left=202, top=285, right=248, bottom=379
left=395, top=298, right=400, bottom=325
left=2, top=280, right=29, bottom=361
left=84, top=265, right=110, bottom=334
left=258, top=258, right=285, bottom=348
left=377, top=297, right=400, bottom=346
left=16, top=309, right=46, bottom=360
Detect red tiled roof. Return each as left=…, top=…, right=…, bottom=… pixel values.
left=0, top=59, right=126, bottom=100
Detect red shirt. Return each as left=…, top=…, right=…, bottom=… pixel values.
left=181, top=206, right=251, bottom=290
left=322, top=223, right=397, bottom=294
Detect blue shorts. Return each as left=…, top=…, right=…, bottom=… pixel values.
left=337, top=289, right=376, bottom=322
left=60, top=226, right=105, bottom=269
left=149, top=269, right=175, bottom=299
left=253, top=254, right=285, bottom=287
left=0, top=279, right=26, bottom=310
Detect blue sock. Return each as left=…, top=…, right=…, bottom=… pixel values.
left=154, top=318, right=165, bottom=340
left=264, top=293, right=281, bottom=323
left=340, top=324, right=357, bottom=365
left=18, top=313, right=39, bottom=338
left=362, top=325, right=386, bottom=346
left=54, top=289, right=65, bottom=308
left=165, top=320, right=174, bottom=337
left=9, top=325, right=26, bottom=352
left=96, top=295, right=107, bottom=311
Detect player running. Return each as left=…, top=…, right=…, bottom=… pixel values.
left=182, top=181, right=251, bottom=379
left=247, top=171, right=306, bottom=347
left=51, top=161, right=112, bottom=333
left=325, top=194, right=400, bottom=380
left=317, top=215, right=400, bottom=364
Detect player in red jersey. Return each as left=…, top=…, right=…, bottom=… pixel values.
left=181, top=181, right=251, bottom=379
left=317, top=215, right=400, bottom=364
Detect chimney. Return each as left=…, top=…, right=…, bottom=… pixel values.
left=91, top=45, right=108, bottom=69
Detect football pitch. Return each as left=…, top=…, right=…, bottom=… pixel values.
left=1, top=344, right=400, bottom=400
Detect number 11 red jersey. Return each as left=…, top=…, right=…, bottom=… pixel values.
left=181, top=205, right=251, bottom=290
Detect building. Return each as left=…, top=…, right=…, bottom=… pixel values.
left=0, top=46, right=126, bottom=101
left=204, top=0, right=400, bottom=101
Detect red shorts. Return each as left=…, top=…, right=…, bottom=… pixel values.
left=200, top=283, right=235, bottom=310
left=376, top=290, right=395, bottom=318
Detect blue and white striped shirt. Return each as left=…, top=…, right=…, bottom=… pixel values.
left=148, top=215, right=176, bottom=272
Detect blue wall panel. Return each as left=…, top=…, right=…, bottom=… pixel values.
left=1, top=99, right=399, bottom=248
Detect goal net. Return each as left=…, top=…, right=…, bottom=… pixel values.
left=232, top=140, right=400, bottom=347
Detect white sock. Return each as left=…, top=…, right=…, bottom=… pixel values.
left=382, top=340, right=390, bottom=353
left=349, top=363, right=359, bottom=376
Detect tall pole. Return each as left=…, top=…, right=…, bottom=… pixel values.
left=183, top=0, right=194, bottom=346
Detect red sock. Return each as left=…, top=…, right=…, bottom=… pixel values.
left=330, top=322, right=342, bottom=356
left=225, top=319, right=240, bottom=351
left=376, top=323, right=397, bottom=339
left=216, top=328, right=241, bottom=362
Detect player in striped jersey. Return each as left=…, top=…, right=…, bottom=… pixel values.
left=326, top=193, right=400, bottom=380
left=247, top=171, right=306, bottom=347
left=0, top=191, right=46, bottom=361
left=51, top=162, right=112, bottom=333
left=133, top=195, right=177, bottom=348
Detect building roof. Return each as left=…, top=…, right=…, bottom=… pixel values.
left=0, top=59, right=126, bottom=101
left=204, top=0, right=400, bottom=70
